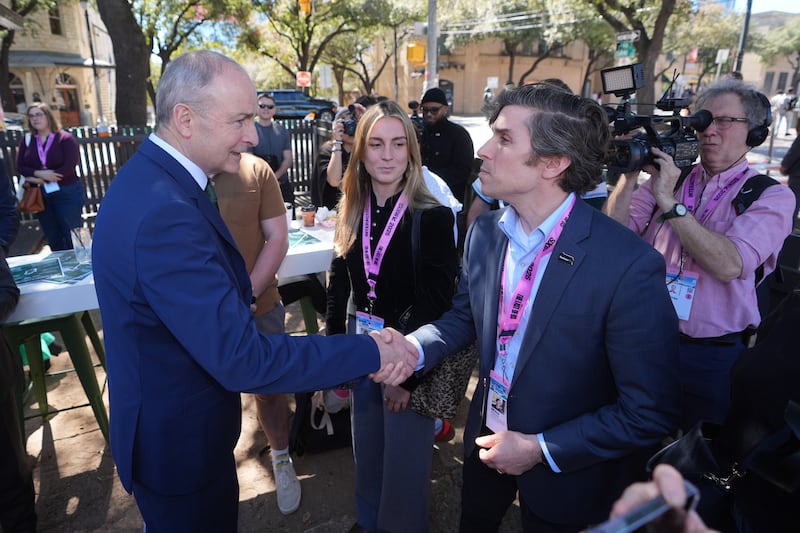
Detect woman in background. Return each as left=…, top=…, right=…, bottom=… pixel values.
left=326, top=100, right=458, bottom=532
left=16, top=102, right=83, bottom=250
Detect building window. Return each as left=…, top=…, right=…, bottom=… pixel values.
left=7, top=73, right=26, bottom=113
left=777, top=72, right=788, bottom=92
left=49, top=4, right=62, bottom=35
left=764, top=71, right=774, bottom=95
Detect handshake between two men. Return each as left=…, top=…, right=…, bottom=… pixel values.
left=367, top=327, right=419, bottom=386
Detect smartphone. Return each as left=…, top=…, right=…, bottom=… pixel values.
left=585, top=479, right=700, bottom=533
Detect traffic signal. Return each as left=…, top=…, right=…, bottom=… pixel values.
left=407, top=42, right=425, bottom=65
left=299, top=0, right=311, bottom=16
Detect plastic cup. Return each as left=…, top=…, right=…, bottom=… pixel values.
left=301, top=206, right=316, bottom=227
left=71, top=227, right=92, bottom=264
left=284, top=202, right=293, bottom=225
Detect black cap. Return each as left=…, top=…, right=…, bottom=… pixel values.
left=421, top=88, right=448, bottom=106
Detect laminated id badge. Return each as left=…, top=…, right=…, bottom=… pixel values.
left=355, top=311, right=384, bottom=335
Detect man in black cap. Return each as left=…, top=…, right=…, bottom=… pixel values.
left=419, top=87, right=474, bottom=205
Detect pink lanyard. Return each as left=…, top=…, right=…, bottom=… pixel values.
left=497, top=196, right=575, bottom=357
left=36, top=133, right=55, bottom=169
left=682, top=165, right=747, bottom=223
left=362, top=192, right=408, bottom=305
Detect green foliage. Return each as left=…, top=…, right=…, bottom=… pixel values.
left=755, top=17, right=800, bottom=89
left=756, top=19, right=800, bottom=67
left=244, top=0, right=418, bottom=96
left=665, top=4, right=742, bottom=84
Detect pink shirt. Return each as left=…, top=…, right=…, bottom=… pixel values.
left=628, top=160, right=795, bottom=337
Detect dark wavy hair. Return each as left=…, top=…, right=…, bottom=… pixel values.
left=483, top=84, right=610, bottom=195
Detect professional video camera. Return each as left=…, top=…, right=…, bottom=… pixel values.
left=342, top=104, right=359, bottom=136
left=601, top=63, right=712, bottom=173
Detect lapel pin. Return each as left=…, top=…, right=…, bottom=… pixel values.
left=558, top=252, right=574, bottom=265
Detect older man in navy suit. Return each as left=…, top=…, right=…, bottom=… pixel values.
left=408, top=85, right=681, bottom=531
left=92, top=50, right=416, bottom=533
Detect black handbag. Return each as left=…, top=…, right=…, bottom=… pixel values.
left=288, top=390, right=352, bottom=455
left=647, top=402, right=800, bottom=529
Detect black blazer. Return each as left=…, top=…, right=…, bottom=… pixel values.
left=326, top=193, right=457, bottom=335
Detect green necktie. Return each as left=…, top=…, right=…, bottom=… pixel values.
left=205, top=180, right=219, bottom=211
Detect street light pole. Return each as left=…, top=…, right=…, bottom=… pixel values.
left=734, top=0, right=752, bottom=73
left=426, top=0, right=438, bottom=91
left=79, top=1, right=107, bottom=132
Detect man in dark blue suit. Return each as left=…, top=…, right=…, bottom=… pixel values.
left=92, top=50, right=416, bottom=533
left=409, top=85, right=681, bottom=531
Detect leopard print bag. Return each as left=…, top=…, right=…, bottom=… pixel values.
left=408, top=341, right=477, bottom=420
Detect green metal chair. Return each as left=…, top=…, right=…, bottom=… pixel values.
left=5, top=310, right=108, bottom=443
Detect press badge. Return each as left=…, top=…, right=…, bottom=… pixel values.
left=486, top=370, right=510, bottom=433
left=355, top=311, right=384, bottom=334
left=666, top=269, right=698, bottom=321
left=43, top=181, right=60, bottom=194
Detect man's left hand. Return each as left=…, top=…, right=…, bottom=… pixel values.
left=383, top=384, right=410, bottom=412
left=475, top=431, right=543, bottom=476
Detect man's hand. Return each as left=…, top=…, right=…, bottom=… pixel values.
left=475, top=431, right=543, bottom=476
left=609, top=464, right=714, bottom=533
left=383, top=384, right=410, bottom=412
left=644, top=147, right=682, bottom=212
left=368, top=328, right=418, bottom=386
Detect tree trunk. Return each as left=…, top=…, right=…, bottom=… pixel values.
left=96, top=0, right=149, bottom=127
left=505, top=43, right=516, bottom=87
left=0, top=32, right=14, bottom=113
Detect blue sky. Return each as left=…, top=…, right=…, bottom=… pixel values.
left=734, top=0, right=800, bottom=14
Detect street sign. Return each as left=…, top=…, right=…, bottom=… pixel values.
left=615, top=40, right=635, bottom=59
left=715, top=49, right=730, bottom=64
left=615, top=30, right=640, bottom=42
left=318, top=65, right=332, bottom=89
left=296, top=71, right=311, bottom=88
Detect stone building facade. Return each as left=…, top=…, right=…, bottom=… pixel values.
left=5, top=1, right=114, bottom=128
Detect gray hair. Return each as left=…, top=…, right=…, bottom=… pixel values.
left=155, top=50, right=245, bottom=128
left=694, top=78, right=771, bottom=128
left=484, top=84, right=610, bottom=195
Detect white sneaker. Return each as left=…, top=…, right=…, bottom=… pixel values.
left=274, top=458, right=301, bottom=515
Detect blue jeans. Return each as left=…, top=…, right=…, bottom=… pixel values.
left=37, top=182, right=85, bottom=251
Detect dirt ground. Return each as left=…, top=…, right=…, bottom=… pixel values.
left=20, top=304, right=523, bottom=533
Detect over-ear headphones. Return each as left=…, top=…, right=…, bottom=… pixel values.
left=746, top=91, right=772, bottom=147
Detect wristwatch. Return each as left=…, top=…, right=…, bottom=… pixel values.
left=657, top=203, right=688, bottom=222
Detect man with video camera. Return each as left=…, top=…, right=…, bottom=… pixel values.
left=606, top=78, right=795, bottom=431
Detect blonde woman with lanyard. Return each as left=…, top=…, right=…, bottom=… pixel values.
left=326, top=100, right=458, bottom=533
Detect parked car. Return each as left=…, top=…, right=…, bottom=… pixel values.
left=3, top=112, right=25, bottom=131
left=260, top=89, right=337, bottom=122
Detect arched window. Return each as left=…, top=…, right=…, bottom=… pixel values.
left=54, top=72, right=80, bottom=127
left=7, top=73, right=26, bottom=113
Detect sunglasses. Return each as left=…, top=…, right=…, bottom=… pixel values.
left=259, top=104, right=275, bottom=109
left=421, top=106, right=443, bottom=114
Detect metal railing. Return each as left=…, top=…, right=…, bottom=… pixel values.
left=0, top=120, right=331, bottom=226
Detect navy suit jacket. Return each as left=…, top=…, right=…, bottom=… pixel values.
left=93, top=138, right=378, bottom=495
left=413, top=199, right=681, bottom=524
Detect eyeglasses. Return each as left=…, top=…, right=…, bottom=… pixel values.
left=421, top=106, right=443, bottom=115
left=28, top=112, right=45, bottom=118
left=258, top=104, right=275, bottom=109
left=709, top=116, right=749, bottom=129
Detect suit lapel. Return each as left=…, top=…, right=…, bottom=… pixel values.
left=137, top=140, right=251, bottom=295
left=477, top=212, right=508, bottom=373
left=510, top=201, right=592, bottom=387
